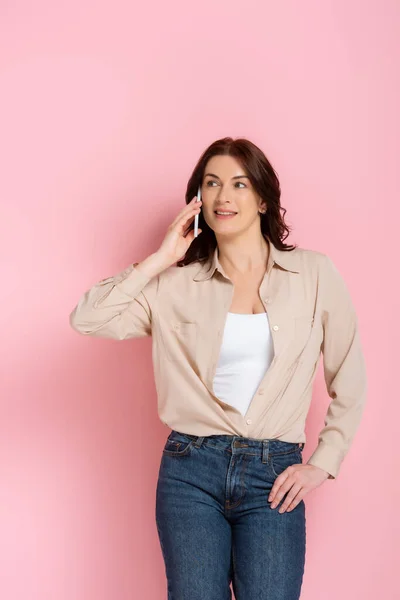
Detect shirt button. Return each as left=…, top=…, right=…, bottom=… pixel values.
left=174, top=324, right=180, bottom=330
left=258, top=389, right=264, bottom=395
left=264, top=297, right=271, bottom=304
left=272, top=325, right=279, bottom=331
left=246, top=418, right=252, bottom=425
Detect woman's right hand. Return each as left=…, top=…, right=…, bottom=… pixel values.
left=156, top=196, right=203, bottom=266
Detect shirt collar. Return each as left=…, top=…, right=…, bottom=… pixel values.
left=192, top=238, right=300, bottom=282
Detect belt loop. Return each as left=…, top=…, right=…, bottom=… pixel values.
left=262, top=440, right=269, bottom=464
left=193, top=436, right=204, bottom=448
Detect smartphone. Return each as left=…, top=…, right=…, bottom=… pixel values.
left=194, top=184, right=201, bottom=237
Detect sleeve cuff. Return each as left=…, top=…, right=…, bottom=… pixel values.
left=113, top=263, right=152, bottom=298
left=306, top=442, right=344, bottom=479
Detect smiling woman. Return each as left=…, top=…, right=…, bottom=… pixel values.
left=177, top=137, right=293, bottom=271
left=69, top=136, right=367, bottom=600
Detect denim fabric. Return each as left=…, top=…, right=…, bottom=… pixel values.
left=156, top=430, right=306, bottom=600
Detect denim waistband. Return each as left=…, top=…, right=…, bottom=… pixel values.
left=171, top=429, right=304, bottom=457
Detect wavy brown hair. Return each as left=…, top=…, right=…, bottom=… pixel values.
left=177, top=136, right=297, bottom=268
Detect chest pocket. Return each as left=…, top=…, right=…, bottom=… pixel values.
left=295, top=315, right=314, bottom=339
left=287, top=314, right=315, bottom=354
left=162, top=321, right=198, bottom=363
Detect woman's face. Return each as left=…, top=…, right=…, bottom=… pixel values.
left=200, top=155, right=266, bottom=237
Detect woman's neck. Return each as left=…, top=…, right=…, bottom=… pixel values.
left=215, top=234, right=270, bottom=277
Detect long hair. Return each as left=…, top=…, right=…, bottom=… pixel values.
left=177, top=136, right=296, bottom=268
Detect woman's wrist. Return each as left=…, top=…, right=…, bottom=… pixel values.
left=134, top=252, right=172, bottom=279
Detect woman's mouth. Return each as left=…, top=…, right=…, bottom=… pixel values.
left=214, top=210, right=237, bottom=220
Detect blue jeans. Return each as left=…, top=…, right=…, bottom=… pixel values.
left=155, top=430, right=306, bottom=600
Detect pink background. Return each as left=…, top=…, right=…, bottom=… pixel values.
left=1, top=1, right=398, bottom=598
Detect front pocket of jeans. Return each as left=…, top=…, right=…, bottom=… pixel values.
left=269, top=448, right=303, bottom=478
left=162, top=437, right=194, bottom=456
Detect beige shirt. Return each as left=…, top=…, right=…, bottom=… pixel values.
left=69, top=240, right=367, bottom=479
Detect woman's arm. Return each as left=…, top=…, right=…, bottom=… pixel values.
left=69, top=252, right=170, bottom=340
left=69, top=195, right=203, bottom=340
left=306, top=254, right=368, bottom=479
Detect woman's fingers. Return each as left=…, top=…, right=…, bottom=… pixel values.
left=156, top=198, right=203, bottom=262
left=170, top=200, right=202, bottom=231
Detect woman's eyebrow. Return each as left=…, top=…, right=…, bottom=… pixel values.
left=204, top=173, right=250, bottom=180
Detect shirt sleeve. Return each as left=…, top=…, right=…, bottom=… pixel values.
left=306, top=254, right=368, bottom=479
left=69, top=262, right=159, bottom=340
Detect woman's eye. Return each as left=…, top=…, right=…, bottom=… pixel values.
left=206, top=181, right=246, bottom=188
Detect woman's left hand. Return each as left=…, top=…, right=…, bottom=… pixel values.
left=268, top=464, right=330, bottom=513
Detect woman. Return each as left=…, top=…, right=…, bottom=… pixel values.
left=69, top=137, right=367, bottom=600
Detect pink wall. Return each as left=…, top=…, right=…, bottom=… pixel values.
left=1, top=1, right=399, bottom=598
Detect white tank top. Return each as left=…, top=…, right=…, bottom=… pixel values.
left=212, top=312, right=275, bottom=417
